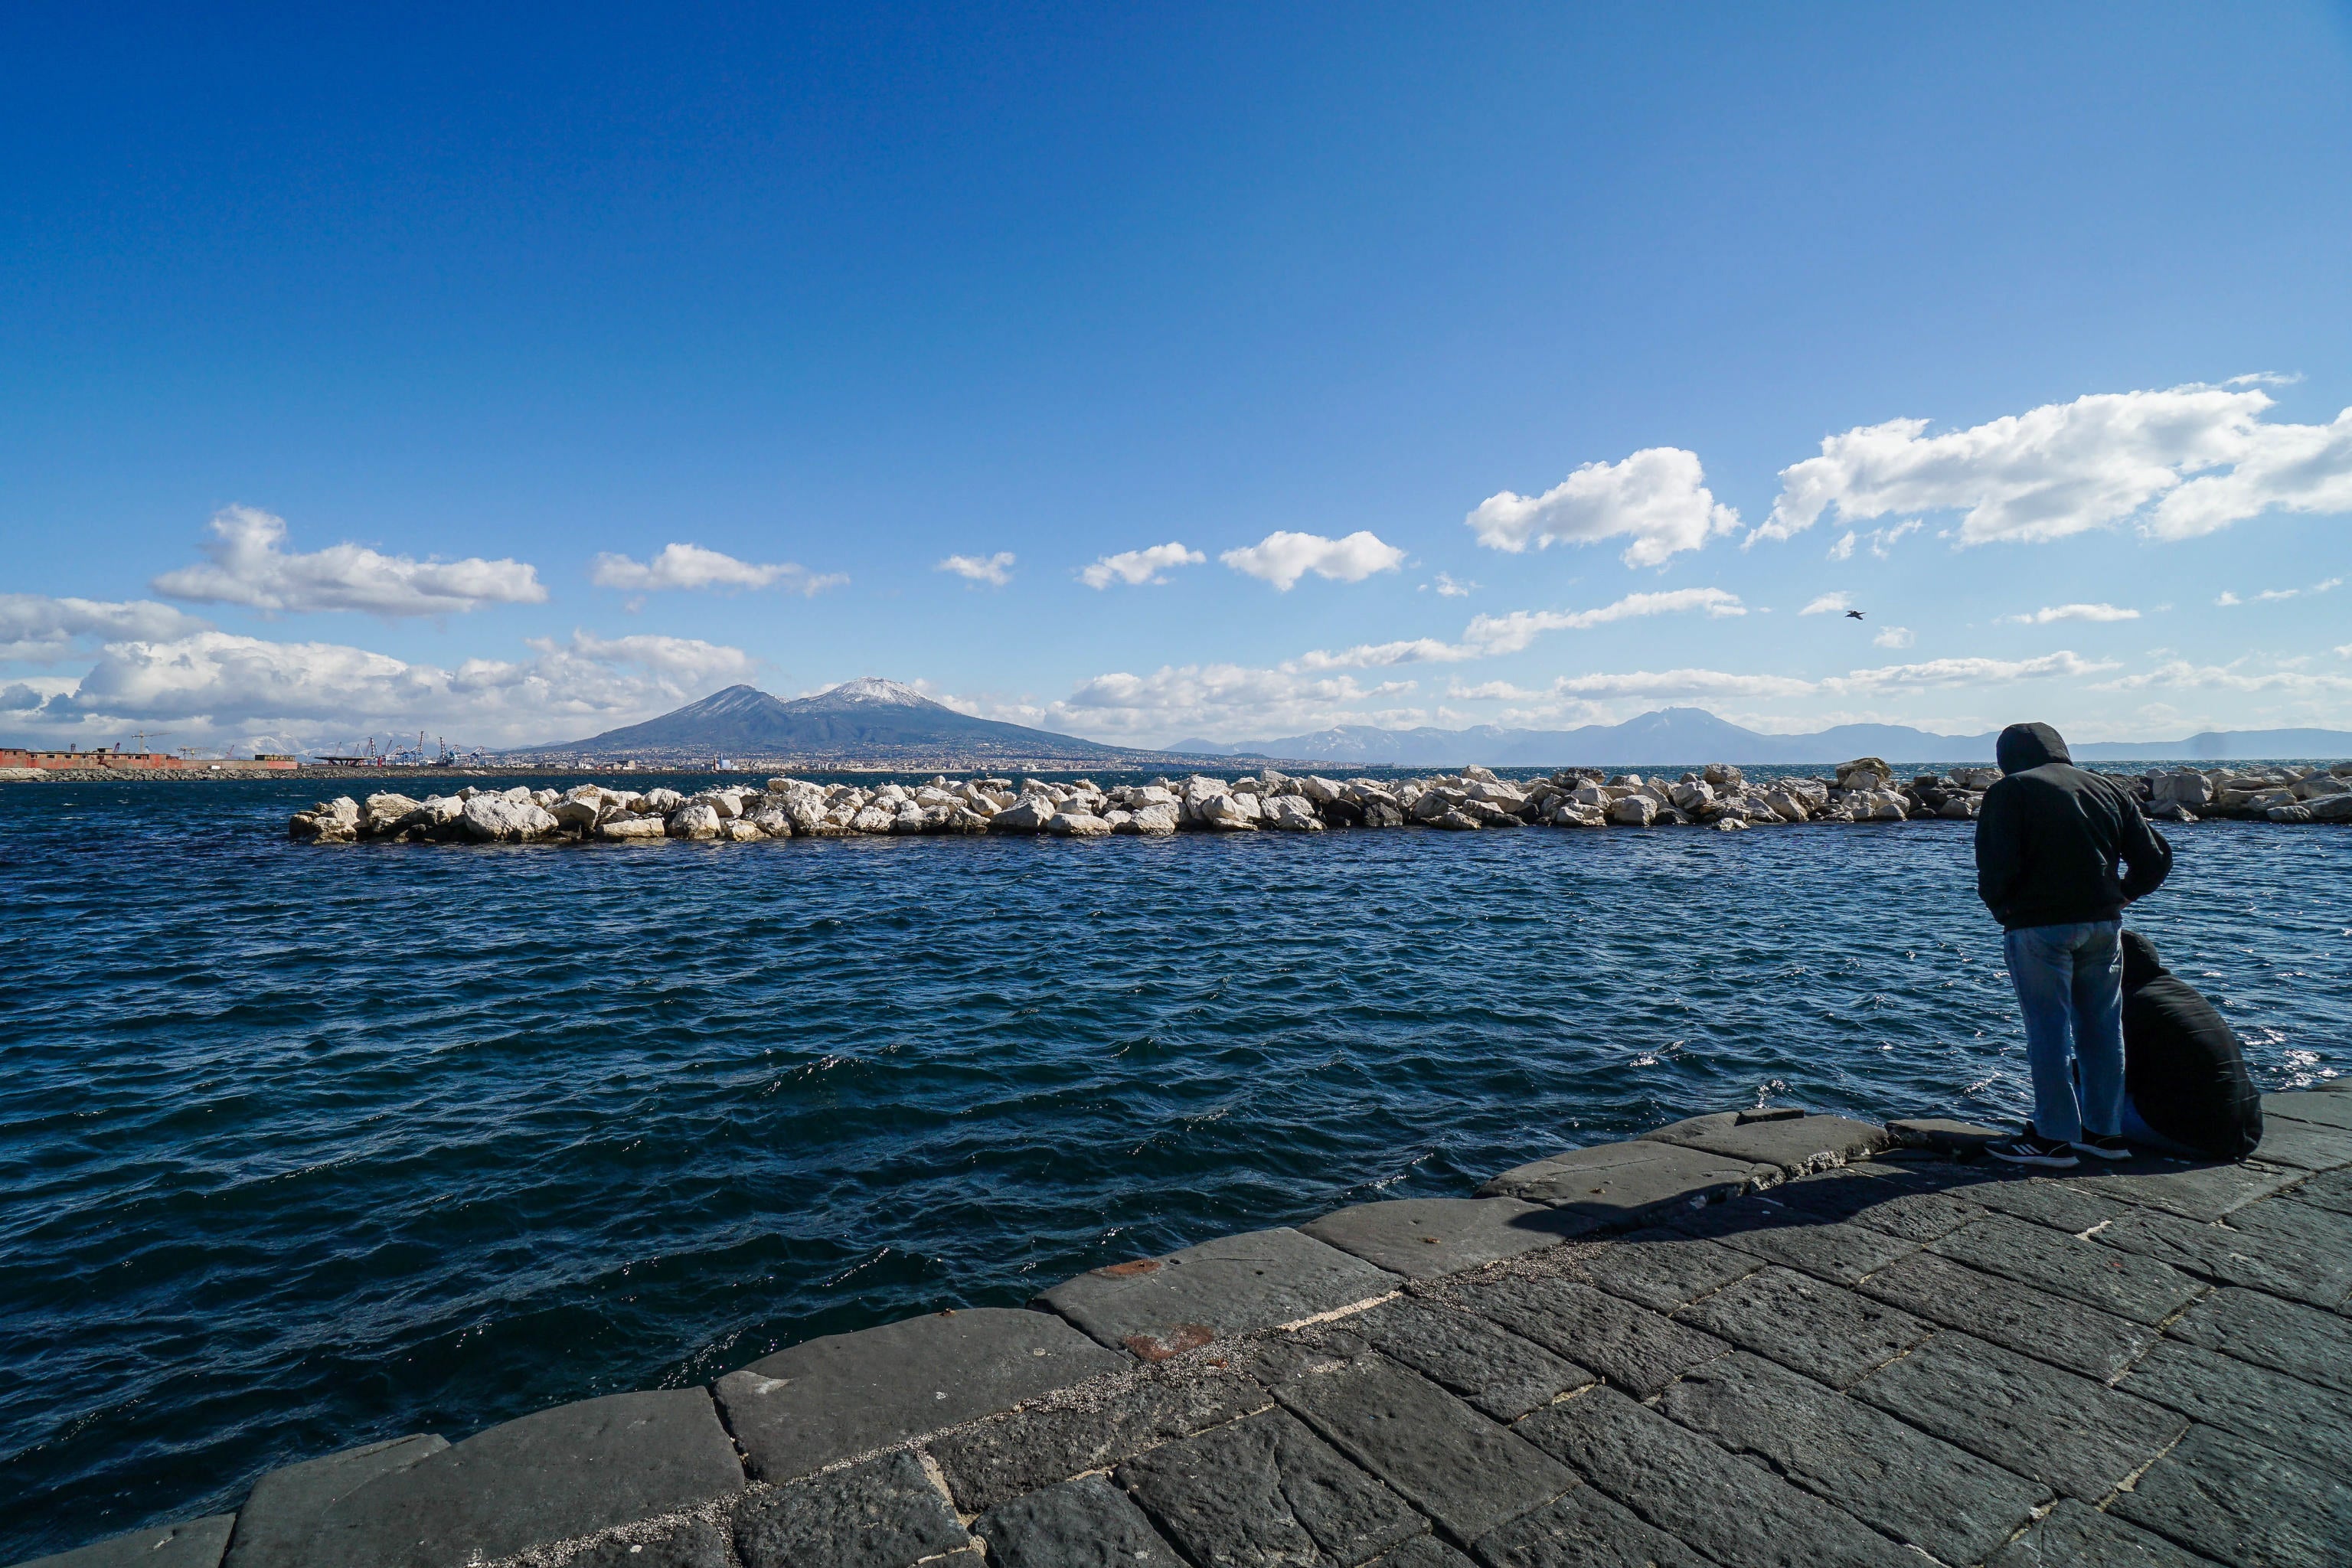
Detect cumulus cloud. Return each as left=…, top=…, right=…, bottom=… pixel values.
left=1873, top=626, right=1915, bottom=649
left=1220, top=531, right=1405, bottom=590
left=1828, top=531, right=1856, bottom=561
left=1870, top=520, right=1922, bottom=558
left=1284, top=587, right=1745, bottom=670
left=936, top=552, right=1016, bottom=586
left=1757, top=385, right=2352, bottom=547
left=1834, top=651, right=2116, bottom=690
left=1050, top=662, right=1415, bottom=740
left=1998, top=603, right=2141, bottom=624
left=1799, top=593, right=1854, bottom=616
left=1078, top=542, right=1206, bottom=589
left=152, top=506, right=547, bottom=616
left=589, top=543, right=844, bottom=596
left=24, top=629, right=754, bottom=750
left=0, top=595, right=211, bottom=662
left=1549, top=668, right=1819, bottom=701
left=1447, top=680, right=1545, bottom=701
left=1426, top=573, right=1476, bottom=598
left=2215, top=576, right=2341, bottom=606
left=2093, top=658, right=2352, bottom=700
left=1465, top=447, right=1740, bottom=567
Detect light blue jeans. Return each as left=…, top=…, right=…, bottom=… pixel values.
left=2004, top=920, right=2125, bottom=1145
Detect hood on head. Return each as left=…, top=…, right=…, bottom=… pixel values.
left=2121, top=929, right=2165, bottom=988
left=1996, top=722, right=2071, bottom=776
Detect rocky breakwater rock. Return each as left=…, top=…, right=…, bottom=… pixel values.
left=2138, top=760, right=2352, bottom=823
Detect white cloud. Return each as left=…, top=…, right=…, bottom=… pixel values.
left=24, top=628, right=754, bottom=750
left=2215, top=576, right=2341, bottom=606
left=1284, top=587, right=1745, bottom=671
left=1078, top=542, right=1206, bottom=589
left=1447, top=680, right=1545, bottom=701
left=1548, top=668, right=1818, bottom=701
left=1873, top=626, right=1915, bottom=649
left=1828, top=531, right=1856, bottom=561
left=1287, top=638, right=1475, bottom=672
left=1429, top=573, right=1475, bottom=598
left=1465, top=447, right=1740, bottom=567
left=0, top=595, right=211, bottom=662
left=1833, top=651, right=2117, bottom=690
left=2093, top=658, right=2352, bottom=700
left=1050, top=662, right=1416, bottom=741
left=1799, top=592, right=1854, bottom=616
left=152, top=506, right=547, bottom=616
left=1870, top=520, right=1922, bottom=558
left=1998, top=603, right=2141, bottom=625
left=936, top=551, right=1016, bottom=586
left=1220, top=531, right=1405, bottom=590
left=589, top=542, right=844, bottom=596
left=1757, top=384, right=2352, bottom=547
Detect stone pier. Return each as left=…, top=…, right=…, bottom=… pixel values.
left=21, top=1088, right=2352, bottom=1568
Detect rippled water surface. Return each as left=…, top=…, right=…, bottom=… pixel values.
left=2, top=776, right=2347, bottom=1558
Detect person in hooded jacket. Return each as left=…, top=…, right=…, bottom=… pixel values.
left=1975, top=722, right=2173, bottom=1167
left=2117, top=930, right=2262, bottom=1161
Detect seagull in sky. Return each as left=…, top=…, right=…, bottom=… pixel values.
left=1845, top=609, right=1866, bottom=620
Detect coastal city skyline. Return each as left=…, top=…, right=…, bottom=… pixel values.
left=5, top=7, right=2350, bottom=755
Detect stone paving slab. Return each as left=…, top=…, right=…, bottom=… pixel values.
left=714, top=1306, right=1127, bottom=1481
left=1886, top=1116, right=2005, bottom=1155
left=1672, top=1266, right=1929, bottom=1388
left=1669, top=1207, right=1919, bottom=1287
left=1639, top=1111, right=1893, bottom=1178
left=973, top=1475, right=1186, bottom=1568
left=2072, top=1159, right=2303, bottom=1222
left=1468, top=1483, right=1717, bottom=1568
left=1302, top=1198, right=1587, bottom=1279
left=929, top=1358, right=1270, bottom=1513
left=1341, top=1297, right=1596, bottom=1422
left=1477, top=1141, right=1775, bottom=1227
left=2263, top=1089, right=2352, bottom=1131
left=2118, top=1339, right=2352, bottom=1479
left=1857, top=1249, right=2161, bottom=1382
left=1513, top=1387, right=1916, bottom=1568
left=1448, top=1275, right=1727, bottom=1398
left=2166, top=1283, right=2352, bottom=1393
left=16, top=1517, right=237, bottom=1568
left=1657, top=1351, right=2049, bottom=1566
left=223, top=1434, right=449, bottom=1568
left=730, top=1449, right=972, bottom=1568
left=2248, top=1116, right=2352, bottom=1170
left=1983, top=1498, right=2210, bottom=1567
left=1038, top=1227, right=1399, bottom=1360
left=1768, top=1167, right=1986, bottom=1243
left=2279, top=1165, right=2352, bottom=1216
left=1371, top=1539, right=1477, bottom=1568
left=1571, top=1228, right=1760, bottom=1312
left=1848, top=1331, right=2187, bottom=1501
left=1930, top=1214, right=2207, bottom=1324
left=1118, top=1407, right=1427, bottom=1568
left=307, top=1389, right=743, bottom=1568
left=2108, top=1421, right=2352, bottom=1568
left=569, top=1516, right=730, bottom=1568
left=1951, top=1172, right=2133, bottom=1233
left=1265, top=1348, right=1575, bottom=1544
left=2095, top=1202, right=2352, bottom=1310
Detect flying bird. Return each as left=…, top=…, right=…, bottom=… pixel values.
left=1845, top=609, right=1866, bottom=620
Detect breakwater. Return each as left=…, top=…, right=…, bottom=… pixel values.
left=289, top=758, right=2352, bottom=843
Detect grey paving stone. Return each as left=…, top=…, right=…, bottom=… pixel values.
left=2095, top=1204, right=2352, bottom=1310
left=2109, top=1422, right=2352, bottom=1568
left=1930, top=1214, right=2206, bottom=1324
left=1658, top=1351, right=2049, bottom=1566
left=2282, top=1165, right=2352, bottom=1216
left=1469, top=1484, right=1716, bottom=1568
left=1766, top=1166, right=1988, bottom=1243
left=1984, top=1498, right=2209, bottom=1567
left=1477, top=1141, right=1776, bottom=1228
left=1344, top=1296, right=1596, bottom=1422
left=2072, top=1159, right=2303, bottom=1222
left=1848, top=1331, right=2187, bottom=1501
left=569, top=1516, right=730, bottom=1568
left=928, top=1359, right=1269, bottom=1512
left=307, top=1389, right=745, bottom=1568
left=1857, top=1249, right=2161, bottom=1381
left=1266, top=1347, right=1573, bottom=1544
left=1574, top=1228, right=1761, bottom=1312
left=2249, top=1116, right=2352, bottom=1171
left=1302, top=1198, right=1588, bottom=1279
left=973, top=1475, right=1186, bottom=1568
left=1948, top=1174, right=2130, bottom=1233
left=12, top=1516, right=237, bottom=1568
left=2119, top=1339, right=2352, bottom=1479
left=2167, top=1284, right=2352, bottom=1393
left=1512, top=1387, right=1914, bottom=1568
left=1669, top=1207, right=1919, bottom=1287
left=1037, top=1227, right=1400, bottom=1359
left=1449, top=1275, right=1728, bottom=1397
left=1370, top=1537, right=1478, bottom=1568
left=1671, top=1266, right=1929, bottom=1388
left=1639, top=1111, right=1893, bottom=1178
left=714, top=1306, right=1127, bottom=1481
left=1886, top=1116, right=2005, bottom=1155
left=1118, top=1407, right=1426, bottom=1568
left=2264, top=1089, right=2352, bottom=1131
left=223, top=1435, right=448, bottom=1568
left=731, top=1450, right=970, bottom=1568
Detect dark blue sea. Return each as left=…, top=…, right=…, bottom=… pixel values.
left=2, top=773, right=2346, bottom=1560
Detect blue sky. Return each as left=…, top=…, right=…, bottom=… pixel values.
left=5, top=4, right=2350, bottom=752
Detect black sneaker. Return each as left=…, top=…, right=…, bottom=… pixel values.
left=2073, top=1132, right=2134, bottom=1161
left=1986, top=1132, right=2079, bottom=1168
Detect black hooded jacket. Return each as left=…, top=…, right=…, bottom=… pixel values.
left=1975, top=723, right=2172, bottom=929
left=2122, top=931, right=2262, bottom=1161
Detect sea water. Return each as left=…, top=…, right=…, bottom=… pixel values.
left=1, top=776, right=2344, bottom=1557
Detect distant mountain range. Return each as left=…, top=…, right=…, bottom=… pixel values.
left=1171, top=707, right=2352, bottom=766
